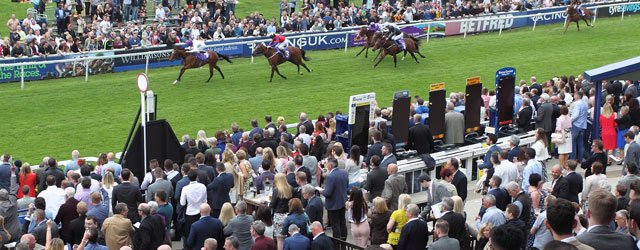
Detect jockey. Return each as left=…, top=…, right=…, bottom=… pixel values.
left=572, top=0, right=584, bottom=16
left=185, top=39, right=206, bottom=53
left=369, top=22, right=381, bottom=32
left=386, top=23, right=406, bottom=52
left=269, top=33, right=288, bottom=58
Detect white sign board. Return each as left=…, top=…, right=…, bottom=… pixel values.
left=348, top=92, right=376, bottom=125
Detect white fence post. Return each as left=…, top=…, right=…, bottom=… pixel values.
left=622, top=5, right=626, bottom=20
left=20, top=65, right=24, bottom=90
left=426, top=23, right=432, bottom=43
left=85, top=60, right=89, bottom=82
left=463, top=19, right=468, bottom=39
left=344, top=33, right=349, bottom=53
left=251, top=43, right=255, bottom=64
left=145, top=54, right=149, bottom=75
left=593, top=7, right=598, bottom=26
left=499, top=16, right=504, bottom=36
left=532, top=13, right=539, bottom=31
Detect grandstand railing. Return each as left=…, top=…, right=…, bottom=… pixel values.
left=2, top=0, right=636, bottom=89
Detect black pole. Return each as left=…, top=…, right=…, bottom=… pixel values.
left=119, top=105, right=142, bottom=164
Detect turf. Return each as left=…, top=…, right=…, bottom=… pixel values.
left=1, top=15, right=640, bottom=164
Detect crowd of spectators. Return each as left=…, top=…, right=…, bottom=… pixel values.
left=1, top=0, right=582, bottom=58
left=2, top=73, right=640, bottom=250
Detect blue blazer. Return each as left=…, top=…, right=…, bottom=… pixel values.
left=322, top=169, right=349, bottom=211
left=305, top=196, right=323, bottom=226
left=398, top=219, right=429, bottom=250
left=283, top=233, right=310, bottom=250
left=480, top=145, right=500, bottom=169
left=207, top=172, right=234, bottom=209
left=187, top=216, right=224, bottom=250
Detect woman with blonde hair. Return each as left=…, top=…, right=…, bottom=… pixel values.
left=223, top=148, right=240, bottom=201
left=386, top=194, right=411, bottom=248
left=369, top=197, right=392, bottom=245
left=276, top=116, right=286, bottom=127
left=235, top=149, right=253, bottom=197
left=531, top=128, right=549, bottom=162
left=219, top=202, right=236, bottom=227
left=262, top=147, right=282, bottom=174
left=600, top=103, right=617, bottom=164
left=269, top=173, right=292, bottom=249
left=18, top=163, right=36, bottom=198
left=196, top=130, right=210, bottom=153
left=276, top=146, right=292, bottom=169
left=102, top=171, right=117, bottom=215
left=476, top=223, right=493, bottom=250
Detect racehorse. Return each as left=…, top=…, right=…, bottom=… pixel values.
left=168, top=46, right=233, bottom=84
left=354, top=27, right=383, bottom=58
left=564, top=5, right=594, bottom=33
left=372, top=35, right=425, bottom=68
left=252, top=43, right=311, bottom=82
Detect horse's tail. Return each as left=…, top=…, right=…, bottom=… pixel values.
left=217, top=52, right=233, bottom=63
left=301, top=49, right=311, bottom=61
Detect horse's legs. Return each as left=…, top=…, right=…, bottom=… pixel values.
left=270, top=67, right=275, bottom=82
left=297, top=64, right=302, bottom=75
left=373, top=49, right=382, bottom=62
left=374, top=52, right=387, bottom=68
left=564, top=21, right=570, bottom=34
left=214, top=65, right=225, bottom=79
left=402, top=50, right=407, bottom=61
left=206, top=64, right=214, bottom=82
left=273, top=65, right=286, bottom=80
left=173, top=68, right=187, bottom=84
left=301, top=63, right=311, bottom=73
left=393, top=54, right=397, bottom=68
left=583, top=17, right=592, bottom=27
left=365, top=47, right=369, bottom=58
left=576, top=21, right=580, bottom=31
left=409, top=52, right=419, bottom=63
left=356, top=45, right=367, bottom=57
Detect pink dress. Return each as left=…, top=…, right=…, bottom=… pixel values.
left=599, top=114, right=617, bottom=150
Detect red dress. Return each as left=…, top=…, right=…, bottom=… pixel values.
left=18, top=173, right=37, bottom=198
left=599, top=114, right=617, bottom=150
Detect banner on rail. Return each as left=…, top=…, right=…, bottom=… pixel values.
left=0, top=51, right=114, bottom=83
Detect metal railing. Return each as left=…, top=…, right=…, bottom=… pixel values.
left=2, top=0, right=636, bottom=89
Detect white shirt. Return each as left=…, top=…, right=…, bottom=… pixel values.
left=297, top=133, right=311, bottom=147
left=37, top=186, right=66, bottom=217
left=494, top=160, right=519, bottom=188
left=180, top=181, right=207, bottom=216
left=155, top=8, right=166, bottom=20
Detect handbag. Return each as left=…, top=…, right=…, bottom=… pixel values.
left=551, top=132, right=565, bottom=144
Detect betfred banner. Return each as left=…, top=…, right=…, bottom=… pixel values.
left=444, top=13, right=528, bottom=36
left=603, top=2, right=640, bottom=17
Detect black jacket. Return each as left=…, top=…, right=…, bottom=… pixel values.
left=452, top=171, right=468, bottom=201
left=397, top=219, right=429, bottom=250
left=565, top=172, right=583, bottom=204
left=134, top=215, right=165, bottom=250
left=312, top=233, right=333, bottom=250
left=441, top=211, right=466, bottom=244
left=407, top=123, right=434, bottom=154
left=363, top=167, right=388, bottom=201
left=551, top=176, right=571, bottom=201
left=112, top=182, right=144, bottom=223
left=517, top=106, right=533, bottom=132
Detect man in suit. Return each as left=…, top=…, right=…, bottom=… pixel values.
left=32, top=209, right=60, bottom=246
left=187, top=204, right=224, bottom=250
left=625, top=131, right=640, bottom=173
left=549, top=164, right=571, bottom=201
left=102, top=203, right=134, bottom=250
left=67, top=202, right=88, bottom=246
left=487, top=176, right=509, bottom=211
left=310, top=221, right=332, bottom=250
left=619, top=163, right=639, bottom=200
left=439, top=197, right=466, bottom=244
left=196, top=153, right=216, bottom=185
left=285, top=162, right=298, bottom=188
left=564, top=160, right=583, bottom=203
left=445, top=102, right=465, bottom=146
left=508, top=136, right=521, bottom=162
left=223, top=201, right=254, bottom=250
left=479, top=134, right=500, bottom=171
left=54, top=187, right=79, bottom=243
left=517, top=98, right=534, bottom=133
left=250, top=220, right=276, bottom=250
left=381, top=164, right=408, bottom=211
left=397, top=204, right=429, bottom=250
left=545, top=198, right=594, bottom=250
left=146, top=167, right=174, bottom=202
left=407, top=114, right=434, bottom=154
left=535, top=93, right=554, bottom=139
left=133, top=203, right=165, bottom=250
left=365, top=131, right=383, bottom=164
left=208, top=162, right=234, bottom=218
left=294, top=155, right=312, bottom=184
left=378, top=143, right=397, bottom=171
left=296, top=112, right=314, bottom=136
left=283, top=224, right=310, bottom=250
left=449, top=158, right=468, bottom=201
left=418, top=174, right=450, bottom=219
left=112, top=169, right=144, bottom=223
left=429, top=219, right=460, bottom=250
left=320, top=158, right=348, bottom=240
left=505, top=181, right=532, bottom=228
left=362, top=155, right=388, bottom=201
left=576, top=190, right=636, bottom=249
left=302, top=184, right=323, bottom=226
left=300, top=144, right=318, bottom=185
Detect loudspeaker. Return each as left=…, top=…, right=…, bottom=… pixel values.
left=497, top=75, right=515, bottom=126
left=121, top=119, right=186, bottom=182
left=350, top=105, right=370, bottom=155
left=392, top=91, right=410, bottom=146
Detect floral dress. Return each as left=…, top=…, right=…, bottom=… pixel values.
left=528, top=189, right=547, bottom=248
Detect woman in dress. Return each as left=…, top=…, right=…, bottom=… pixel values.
left=581, top=162, right=607, bottom=211
left=18, top=164, right=36, bottom=198
left=369, top=197, right=392, bottom=245
left=235, top=150, right=252, bottom=197
left=600, top=103, right=617, bottom=165
left=254, top=204, right=275, bottom=238
left=270, top=173, right=292, bottom=249
left=386, top=194, right=411, bottom=248
left=346, top=188, right=369, bottom=248
left=531, top=128, right=549, bottom=162
left=555, top=105, right=572, bottom=168
left=615, top=105, right=632, bottom=165
left=527, top=173, right=547, bottom=248
left=344, top=145, right=364, bottom=189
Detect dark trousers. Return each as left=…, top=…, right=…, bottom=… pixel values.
left=182, top=214, right=200, bottom=249
left=211, top=208, right=221, bottom=218
left=327, top=207, right=347, bottom=240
